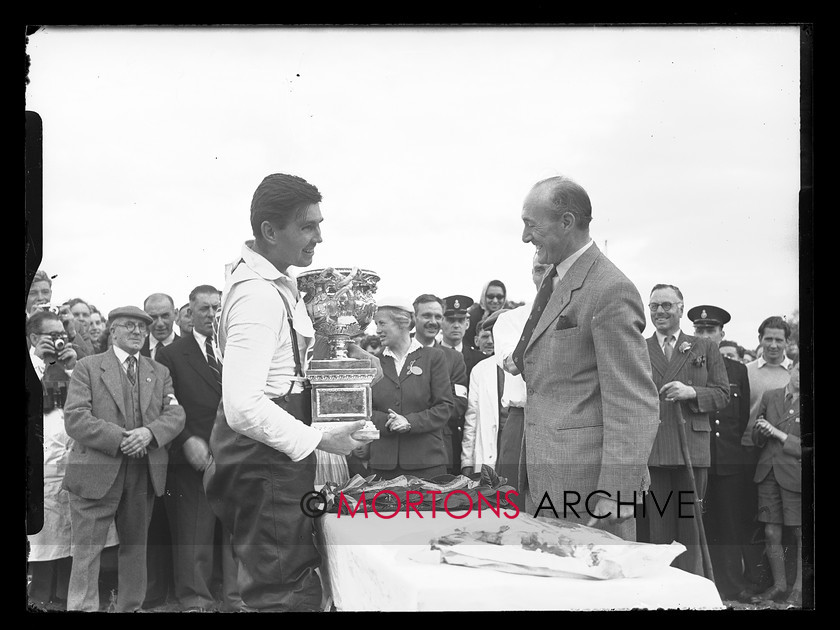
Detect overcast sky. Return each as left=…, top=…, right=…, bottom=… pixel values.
left=24, top=25, right=802, bottom=348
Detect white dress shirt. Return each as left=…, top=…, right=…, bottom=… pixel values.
left=218, top=241, right=321, bottom=462
left=654, top=329, right=681, bottom=355
left=149, top=332, right=176, bottom=357
left=552, top=239, right=594, bottom=289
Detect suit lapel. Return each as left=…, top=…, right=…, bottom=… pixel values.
left=381, top=354, right=399, bottom=384
left=100, top=348, right=128, bottom=419
left=138, top=355, right=155, bottom=416
left=184, top=334, right=222, bottom=395
left=399, top=347, right=423, bottom=382
left=648, top=335, right=668, bottom=380
left=663, top=332, right=693, bottom=382
left=527, top=243, right=601, bottom=351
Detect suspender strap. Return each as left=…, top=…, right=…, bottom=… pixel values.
left=277, top=292, right=305, bottom=378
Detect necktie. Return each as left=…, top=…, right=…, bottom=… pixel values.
left=205, top=335, right=222, bottom=386
left=511, top=265, right=558, bottom=377
left=126, top=355, right=137, bottom=385
left=663, top=336, right=674, bottom=361
left=154, top=343, right=164, bottom=361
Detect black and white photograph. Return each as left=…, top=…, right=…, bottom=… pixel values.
left=24, top=24, right=812, bottom=613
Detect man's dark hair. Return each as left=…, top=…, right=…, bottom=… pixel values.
left=650, top=283, right=684, bottom=302
left=250, top=173, right=322, bottom=239
left=533, top=175, right=593, bottom=229
left=189, top=284, right=221, bottom=303
left=758, top=315, right=792, bottom=340
left=143, top=293, right=176, bottom=311
left=413, top=294, right=444, bottom=311
left=27, top=310, right=61, bottom=336
left=66, top=297, right=90, bottom=311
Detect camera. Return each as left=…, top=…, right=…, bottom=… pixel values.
left=34, top=303, right=61, bottom=315
left=50, top=331, right=69, bottom=352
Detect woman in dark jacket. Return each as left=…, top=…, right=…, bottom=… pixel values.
left=368, top=297, right=455, bottom=480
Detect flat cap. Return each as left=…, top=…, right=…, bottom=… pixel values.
left=687, top=304, right=731, bottom=328
left=442, top=294, right=474, bottom=317
left=107, top=305, right=153, bottom=325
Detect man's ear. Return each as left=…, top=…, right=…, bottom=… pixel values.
left=720, top=329, right=726, bottom=341
left=260, top=220, right=278, bottom=244
left=28, top=332, right=39, bottom=348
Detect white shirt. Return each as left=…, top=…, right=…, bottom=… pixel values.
left=382, top=337, right=423, bottom=376
left=112, top=345, right=141, bottom=376
left=192, top=328, right=211, bottom=362
left=493, top=305, right=530, bottom=408
left=219, top=241, right=321, bottom=462
left=149, top=332, right=176, bottom=357
left=655, top=329, right=681, bottom=354
left=552, top=239, right=594, bottom=290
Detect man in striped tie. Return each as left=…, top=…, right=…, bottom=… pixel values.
left=155, top=285, right=242, bottom=612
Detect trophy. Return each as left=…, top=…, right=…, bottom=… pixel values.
left=297, top=267, right=381, bottom=440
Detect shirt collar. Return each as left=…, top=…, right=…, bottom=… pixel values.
left=655, top=329, right=682, bottom=346
left=382, top=337, right=423, bottom=361
left=192, top=328, right=208, bottom=347
left=112, top=345, right=139, bottom=365
left=554, top=239, right=594, bottom=281
left=150, top=332, right=175, bottom=349
left=757, top=355, right=793, bottom=370
left=440, top=340, right=463, bottom=352
left=238, top=240, right=300, bottom=296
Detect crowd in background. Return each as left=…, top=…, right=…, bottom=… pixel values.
left=25, top=265, right=804, bottom=611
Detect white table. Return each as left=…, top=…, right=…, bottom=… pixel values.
left=315, top=509, right=724, bottom=611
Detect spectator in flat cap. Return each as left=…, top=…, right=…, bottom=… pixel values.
left=62, top=305, right=185, bottom=611
left=689, top=304, right=760, bottom=602
left=461, top=308, right=510, bottom=476
left=368, top=298, right=455, bottom=480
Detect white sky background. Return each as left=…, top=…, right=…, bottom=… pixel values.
left=25, top=25, right=801, bottom=349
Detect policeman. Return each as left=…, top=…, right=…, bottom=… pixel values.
left=688, top=304, right=760, bottom=602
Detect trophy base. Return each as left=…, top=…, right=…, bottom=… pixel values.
left=312, top=420, right=380, bottom=441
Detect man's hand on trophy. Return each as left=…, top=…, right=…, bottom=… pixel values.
left=317, top=419, right=374, bottom=456
left=347, top=341, right=384, bottom=385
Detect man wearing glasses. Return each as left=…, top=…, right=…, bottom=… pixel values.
left=62, top=305, right=185, bottom=611
left=642, top=285, right=729, bottom=576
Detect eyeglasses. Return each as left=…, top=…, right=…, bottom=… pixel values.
left=485, top=294, right=505, bottom=301
left=114, top=321, right=149, bottom=333
left=649, top=302, right=682, bottom=312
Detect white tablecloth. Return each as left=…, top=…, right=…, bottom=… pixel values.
left=315, top=509, right=724, bottom=611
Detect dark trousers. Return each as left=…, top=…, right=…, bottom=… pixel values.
left=642, top=465, right=709, bottom=577
left=205, top=399, right=322, bottom=612
left=28, top=557, right=72, bottom=608
left=165, top=455, right=242, bottom=610
left=143, top=494, right=175, bottom=607
left=496, top=406, right=524, bottom=511
left=67, top=457, right=155, bottom=612
left=705, top=471, right=752, bottom=596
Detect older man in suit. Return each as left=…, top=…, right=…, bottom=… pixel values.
left=156, top=285, right=242, bottom=612
left=643, top=285, right=730, bottom=576
left=63, top=305, right=185, bottom=612
left=509, top=175, right=661, bottom=540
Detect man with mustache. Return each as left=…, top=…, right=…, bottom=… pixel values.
left=412, top=294, right=469, bottom=475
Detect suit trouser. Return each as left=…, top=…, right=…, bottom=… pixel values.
left=705, top=471, right=751, bottom=595
left=645, top=465, right=709, bottom=576
left=165, top=456, right=242, bottom=610
left=67, top=456, right=155, bottom=612
left=143, top=494, right=175, bottom=606
left=496, top=406, right=524, bottom=510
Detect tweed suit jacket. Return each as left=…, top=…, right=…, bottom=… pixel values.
left=646, top=332, right=730, bottom=468
left=752, top=387, right=801, bottom=491
left=62, top=347, right=185, bottom=499
left=155, top=332, right=222, bottom=452
left=518, top=243, right=661, bottom=514
left=369, top=345, right=455, bottom=471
